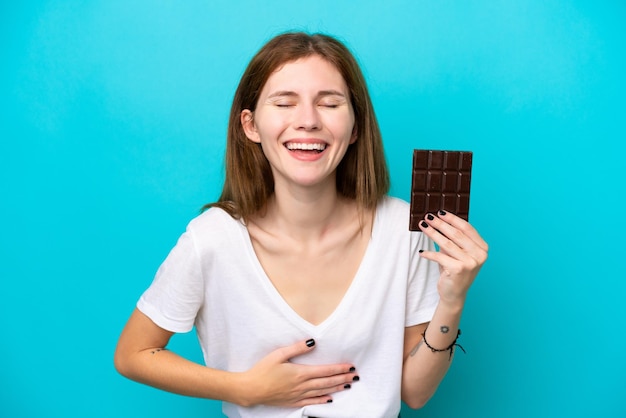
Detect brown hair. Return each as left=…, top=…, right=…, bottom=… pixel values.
left=204, top=32, right=389, bottom=219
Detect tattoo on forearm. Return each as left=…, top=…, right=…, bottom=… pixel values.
left=150, top=348, right=167, bottom=355
left=410, top=326, right=453, bottom=357
left=409, top=340, right=424, bottom=357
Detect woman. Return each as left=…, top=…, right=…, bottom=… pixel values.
left=114, top=32, right=488, bottom=418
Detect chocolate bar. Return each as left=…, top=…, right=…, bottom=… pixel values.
left=409, top=149, right=473, bottom=231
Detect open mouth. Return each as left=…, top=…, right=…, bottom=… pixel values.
left=285, top=142, right=327, bottom=153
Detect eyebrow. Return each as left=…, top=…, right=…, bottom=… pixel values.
left=267, top=90, right=347, bottom=99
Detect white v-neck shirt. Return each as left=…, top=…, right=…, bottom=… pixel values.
left=137, top=196, right=440, bottom=418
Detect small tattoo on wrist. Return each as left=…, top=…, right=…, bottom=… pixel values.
left=440, top=326, right=450, bottom=334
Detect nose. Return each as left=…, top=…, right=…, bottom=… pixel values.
left=293, top=103, right=321, bottom=131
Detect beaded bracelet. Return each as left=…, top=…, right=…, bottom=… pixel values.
left=421, top=328, right=466, bottom=360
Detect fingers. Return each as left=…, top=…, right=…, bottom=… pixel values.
left=301, top=363, right=359, bottom=382
left=282, top=342, right=359, bottom=404
left=254, top=339, right=359, bottom=407
left=435, top=210, right=488, bottom=252
left=418, top=211, right=488, bottom=303
left=289, top=367, right=360, bottom=407
left=289, top=379, right=353, bottom=408
left=273, top=338, right=359, bottom=386
left=274, top=338, right=317, bottom=363
left=418, top=211, right=488, bottom=263
left=275, top=339, right=357, bottom=378
left=267, top=365, right=358, bottom=408
left=300, top=368, right=360, bottom=393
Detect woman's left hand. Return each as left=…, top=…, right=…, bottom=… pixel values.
left=418, top=210, right=488, bottom=308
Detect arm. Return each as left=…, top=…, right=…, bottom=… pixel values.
left=401, top=211, right=488, bottom=408
left=114, top=308, right=358, bottom=407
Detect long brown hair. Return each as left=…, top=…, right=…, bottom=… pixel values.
left=204, top=32, right=389, bottom=219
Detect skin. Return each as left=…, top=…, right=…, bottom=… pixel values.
left=402, top=211, right=488, bottom=408
left=241, top=55, right=357, bottom=194
left=241, top=55, right=366, bottom=327
left=114, top=54, right=488, bottom=410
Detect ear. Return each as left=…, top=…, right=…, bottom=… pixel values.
left=241, top=109, right=260, bottom=143
left=349, top=124, right=358, bottom=144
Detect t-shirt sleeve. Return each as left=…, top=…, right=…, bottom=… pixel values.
left=405, top=230, right=440, bottom=327
left=137, top=227, right=204, bottom=333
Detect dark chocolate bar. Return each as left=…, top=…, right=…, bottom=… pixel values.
left=409, top=149, right=473, bottom=231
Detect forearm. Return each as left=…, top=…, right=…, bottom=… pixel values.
left=115, top=347, right=248, bottom=405
left=114, top=309, right=252, bottom=406
left=114, top=310, right=356, bottom=409
left=401, top=301, right=464, bottom=409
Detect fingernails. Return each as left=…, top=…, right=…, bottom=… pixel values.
left=326, top=399, right=333, bottom=403
left=418, top=249, right=424, bottom=253
left=439, top=210, right=447, bottom=216
left=344, top=384, right=351, bottom=389
left=353, top=375, right=360, bottom=381
left=306, top=339, right=315, bottom=347
left=349, top=366, right=356, bottom=372
left=426, top=213, right=434, bottom=221
left=420, top=221, right=429, bottom=228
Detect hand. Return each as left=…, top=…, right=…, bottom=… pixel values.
left=239, top=339, right=358, bottom=408
left=418, top=211, right=488, bottom=308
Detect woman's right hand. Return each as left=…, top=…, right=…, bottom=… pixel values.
left=238, top=339, right=359, bottom=407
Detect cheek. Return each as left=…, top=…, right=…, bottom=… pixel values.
left=328, top=114, right=356, bottom=141
left=255, top=112, right=289, bottom=139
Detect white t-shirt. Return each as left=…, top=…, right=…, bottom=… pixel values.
left=137, top=196, right=440, bottom=418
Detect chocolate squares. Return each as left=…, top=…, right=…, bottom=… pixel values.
left=409, top=150, right=473, bottom=231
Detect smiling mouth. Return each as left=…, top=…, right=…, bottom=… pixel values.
left=285, top=142, right=327, bottom=153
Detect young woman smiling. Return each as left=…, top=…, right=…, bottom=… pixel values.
left=114, top=32, right=488, bottom=418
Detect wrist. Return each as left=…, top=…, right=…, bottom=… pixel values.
left=437, top=297, right=465, bottom=315
left=228, top=371, right=256, bottom=407
left=422, top=327, right=466, bottom=360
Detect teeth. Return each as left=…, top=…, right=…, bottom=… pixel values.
left=286, top=142, right=327, bottom=151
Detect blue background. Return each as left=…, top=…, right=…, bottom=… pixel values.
left=1, top=1, right=625, bottom=417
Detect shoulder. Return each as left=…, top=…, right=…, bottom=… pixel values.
left=183, top=207, right=246, bottom=246
left=188, top=206, right=242, bottom=230
left=375, top=196, right=432, bottom=248
left=376, top=196, right=410, bottom=228
left=378, top=195, right=410, bottom=212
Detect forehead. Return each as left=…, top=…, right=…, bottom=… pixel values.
left=261, top=55, right=348, bottom=94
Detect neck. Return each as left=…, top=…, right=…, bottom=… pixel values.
left=263, top=182, right=351, bottom=241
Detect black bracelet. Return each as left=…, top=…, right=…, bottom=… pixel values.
left=421, top=328, right=466, bottom=360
